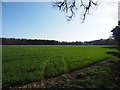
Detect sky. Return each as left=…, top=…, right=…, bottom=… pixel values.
left=2, top=1, right=118, bottom=42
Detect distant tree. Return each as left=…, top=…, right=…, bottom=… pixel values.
left=53, top=0, right=100, bottom=22
left=111, top=21, right=120, bottom=51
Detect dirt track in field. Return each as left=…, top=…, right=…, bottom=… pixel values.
left=11, top=58, right=112, bottom=89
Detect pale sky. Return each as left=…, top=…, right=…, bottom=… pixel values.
left=2, top=0, right=118, bottom=42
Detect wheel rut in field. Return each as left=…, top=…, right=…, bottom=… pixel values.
left=10, top=58, right=113, bottom=89
left=41, top=57, right=51, bottom=88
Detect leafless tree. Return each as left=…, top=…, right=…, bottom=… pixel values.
left=53, top=0, right=100, bottom=22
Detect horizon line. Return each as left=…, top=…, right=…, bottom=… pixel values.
left=1, top=37, right=112, bottom=42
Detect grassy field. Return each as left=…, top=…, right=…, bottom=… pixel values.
left=2, top=45, right=117, bottom=88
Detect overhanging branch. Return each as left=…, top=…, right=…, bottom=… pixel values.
left=53, top=0, right=99, bottom=23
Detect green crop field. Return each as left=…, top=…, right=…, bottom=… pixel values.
left=2, top=45, right=117, bottom=88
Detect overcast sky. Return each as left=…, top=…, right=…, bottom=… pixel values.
left=2, top=1, right=118, bottom=42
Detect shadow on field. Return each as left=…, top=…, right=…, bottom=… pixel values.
left=109, top=58, right=120, bottom=88
left=102, top=46, right=120, bottom=59
left=106, top=52, right=120, bottom=59
left=102, top=46, right=117, bottom=49
left=103, top=46, right=120, bottom=87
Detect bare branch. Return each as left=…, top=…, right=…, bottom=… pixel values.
left=80, top=0, right=98, bottom=23
left=53, top=0, right=98, bottom=22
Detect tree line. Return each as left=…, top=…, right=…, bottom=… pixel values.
left=0, top=37, right=117, bottom=45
